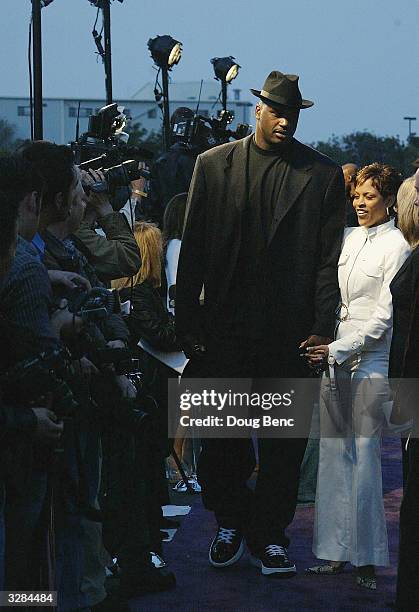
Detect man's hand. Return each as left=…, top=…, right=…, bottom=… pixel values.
left=32, top=406, right=63, bottom=444
left=130, top=162, right=148, bottom=198
left=81, top=169, right=113, bottom=218
left=299, top=335, right=332, bottom=349
left=51, top=299, right=84, bottom=339
left=181, top=333, right=206, bottom=360
left=48, top=270, right=91, bottom=291
left=115, top=374, right=137, bottom=399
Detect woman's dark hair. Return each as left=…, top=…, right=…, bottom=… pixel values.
left=162, top=192, right=188, bottom=247
left=0, top=155, right=43, bottom=261
left=356, top=163, right=402, bottom=200
left=19, top=140, right=76, bottom=224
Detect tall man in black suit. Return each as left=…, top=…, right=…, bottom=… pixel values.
left=176, top=71, right=346, bottom=576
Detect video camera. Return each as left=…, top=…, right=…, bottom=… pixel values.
left=0, top=348, right=78, bottom=420
left=65, top=286, right=123, bottom=323
left=71, top=103, right=153, bottom=209
left=172, top=109, right=251, bottom=152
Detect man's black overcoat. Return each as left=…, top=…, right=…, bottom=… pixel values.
left=176, top=134, right=346, bottom=374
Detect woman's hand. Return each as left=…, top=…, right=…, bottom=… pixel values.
left=305, top=344, right=330, bottom=367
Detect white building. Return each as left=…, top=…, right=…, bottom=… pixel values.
left=0, top=80, right=253, bottom=145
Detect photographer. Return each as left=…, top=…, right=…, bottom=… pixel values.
left=0, top=180, right=65, bottom=441
left=148, top=107, right=198, bottom=225
left=21, top=141, right=176, bottom=603
left=0, top=156, right=70, bottom=595
left=72, top=168, right=141, bottom=284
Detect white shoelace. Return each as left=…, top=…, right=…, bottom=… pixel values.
left=265, top=544, right=287, bottom=558
left=217, top=527, right=237, bottom=544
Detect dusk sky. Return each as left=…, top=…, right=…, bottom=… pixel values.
left=1, top=0, right=418, bottom=144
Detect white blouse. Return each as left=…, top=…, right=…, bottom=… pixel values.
left=165, top=238, right=182, bottom=315
left=329, top=219, right=410, bottom=365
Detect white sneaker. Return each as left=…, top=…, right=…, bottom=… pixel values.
left=150, top=551, right=167, bottom=568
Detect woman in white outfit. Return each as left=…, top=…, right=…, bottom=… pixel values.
left=163, top=193, right=188, bottom=315
left=305, top=163, right=410, bottom=589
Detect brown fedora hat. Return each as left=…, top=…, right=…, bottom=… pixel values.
left=251, top=70, right=314, bottom=110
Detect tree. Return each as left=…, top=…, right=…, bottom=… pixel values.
left=126, top=121, right=163, bottom=158
left=0, top=118, right=24, bottom=155
left=310, top=131, right=419, bottom=177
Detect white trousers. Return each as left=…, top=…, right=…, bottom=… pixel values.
left=312, top=351, right=390, bottom=567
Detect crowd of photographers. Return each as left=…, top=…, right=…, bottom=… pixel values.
left=0, top=98, right=240, bottom=610
left=0, top=131, right=190, bottom=610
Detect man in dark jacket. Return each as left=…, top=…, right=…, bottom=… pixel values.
left=176, top=71, right=346, bottom=576
left=0, top=156, right=64, bottom=593
left=148, top=107, right=198, bottom=225
left=73, top=170, right=141, bottom=283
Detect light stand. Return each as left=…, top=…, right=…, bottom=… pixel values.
left=89, top=0, right=122, bottom=105
left=147, top=35, right=182, bottom=152
left=102, top=0, right=113, bottom=105
left=221, top=80, right=228, bottom=113
left=161, top=67, right=171, bottom=151
left=211, top=56, right=240, bottom=113
left=32, top=0, right=43, bottom=139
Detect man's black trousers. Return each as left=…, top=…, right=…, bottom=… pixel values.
left=396, top=437, right=419, bottom=611
left=184, top=338, right=312, bottom=551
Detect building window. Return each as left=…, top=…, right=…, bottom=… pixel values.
left=147, top=108, right=157, bottom=119
left=17, top=106, right=31, bottom=117
left=68, top=107, right=93, bottom=118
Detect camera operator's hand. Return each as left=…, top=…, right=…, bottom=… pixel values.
left=51, top=299, right=84, bottom=339
left=115, top=374, right=137, bottom=399
left=48, top=270, right=91, bottom=292
left=32, top=407, right=64, bottom=444
left=130, top=162, right=148, bottom=199
left=81, top=169, right=113, bottom=218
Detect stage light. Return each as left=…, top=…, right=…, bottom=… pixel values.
left=148, top=35, right=183, bottom=70
left=211, top=56, right=240, bottom=84
left=88, top=0, right=123, bottom=6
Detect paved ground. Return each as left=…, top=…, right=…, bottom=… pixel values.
left=131, top=438, right=402, bottom=611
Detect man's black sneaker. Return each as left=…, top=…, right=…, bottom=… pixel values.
left=209, top=526, right=245, bottom=567
left=250, top=545, right=297, bottom=576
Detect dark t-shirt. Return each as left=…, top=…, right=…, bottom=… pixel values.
left=220, top=137, right=290, bottom=340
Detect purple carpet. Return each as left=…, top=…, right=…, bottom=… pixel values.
left=131, top=438, right=402, bottom=611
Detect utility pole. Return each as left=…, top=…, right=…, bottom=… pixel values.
left=403, top=116, right=417, bottom=142
left=102, top=0, right=113, bottom=105
left=32, top=0, right=43, bottom=139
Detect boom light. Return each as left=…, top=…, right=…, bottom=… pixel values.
left=211, top=56, right=241, bottom=111
left=211, top=56, right=240, bottom=84
left=148, top=35, right=182, bottom=70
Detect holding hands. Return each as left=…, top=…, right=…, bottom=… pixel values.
left=299, top=335, right=332, bottom=370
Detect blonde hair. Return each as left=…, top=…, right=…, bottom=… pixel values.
left=112, top=222, right=162, bottom=290
left=397, top=176, right=419, bottom=249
